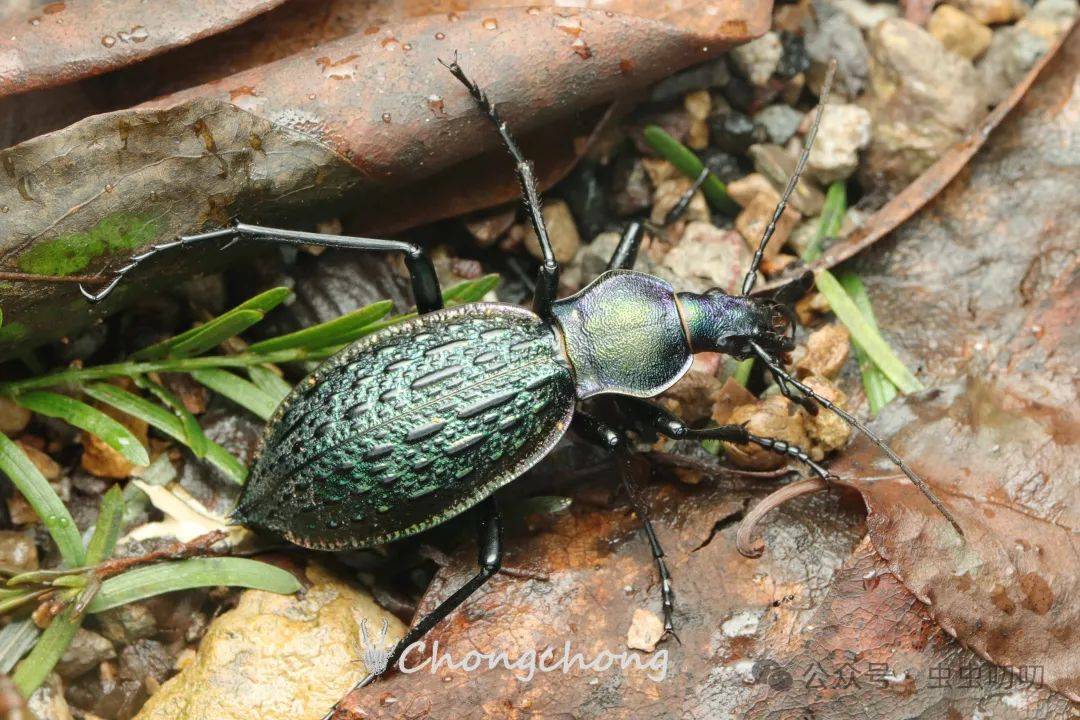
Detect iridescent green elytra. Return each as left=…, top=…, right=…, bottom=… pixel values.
left=233, top=302, right=576, bottom=550
left=233, top=271, right=783, bottom=551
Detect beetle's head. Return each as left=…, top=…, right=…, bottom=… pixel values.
left=676, top=288, right=795, bottom=361
left=676, top=270, right=814, bottom=361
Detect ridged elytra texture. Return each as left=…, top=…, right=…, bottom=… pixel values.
left=234, top=303, right=575, bottom=550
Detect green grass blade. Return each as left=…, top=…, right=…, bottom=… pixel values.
left=15, top=391, right=149, bottom=466
left=204, top=445, right=248, bottom=485
left=232, top=286, right=293, bottom=314
left=12, top=605, right=83, bottom=697
left=86, top=558, right=301, bottom=613
left=0, top=619, right=40, bottom=674
left=0, top=434, right=83, bottom=567
left=168, top=309, right=265, bottom=358
left=814, top=270, right=922, bottom=394
left=247, top=366, right=292, bottom=405
left=134, top=287, right=291, bottom=360
left=190, top=369, right=278, bottom=421
left=81, top=383, right=245, bottom=484
left=248, top=300, right=392, bottom=354
left=732, top=358, right=754, bottom=387
left=82, top=383, right=178, bottom=434
left=132, top=377, right=209, bottom=458
left=802, top=181, right=847, bottom=262
left=838, top=272, right=899, bottom=413
left=84, top=486, right=124, bottom=565
left=642, top=126, right=740, bottom=215
left=442, top=274, right=501, bottom=305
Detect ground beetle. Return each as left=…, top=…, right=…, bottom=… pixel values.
left=82, top=59, right=962, bottom=719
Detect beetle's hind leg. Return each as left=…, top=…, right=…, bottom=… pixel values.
left=572, top=412, right=678, bottom=641
left=321, top=497, right=502, bottom=720
left=442, top=58, right=559, bottom=320
left=79, top=223, right=444, bottom=314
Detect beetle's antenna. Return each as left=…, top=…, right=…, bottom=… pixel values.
left=740, top=59, right=837, bottom=297
left=750, top=341, right=964, bottom=536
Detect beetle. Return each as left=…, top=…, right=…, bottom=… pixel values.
left=82, top=59, right=961, bottom=718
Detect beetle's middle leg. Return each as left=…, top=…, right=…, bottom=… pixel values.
left=572, top=412, right=678, bottom=640
left=79, top=224, right=444, bottom=314
left=320, top=497, right=502, bottom=720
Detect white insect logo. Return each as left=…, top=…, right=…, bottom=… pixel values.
left=357, top=618, right=394, bottom=675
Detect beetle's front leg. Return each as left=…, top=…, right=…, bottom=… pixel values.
left=572, top=412, right=678, bottom=641
left=610, top=396, right=838, bottom=485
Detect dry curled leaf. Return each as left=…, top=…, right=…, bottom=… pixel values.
left=747, top=23, right=1080, bottom=700
left=0, top=0, right=290, bottom=98
left=742, top=539, right=1072, bottom=719
left=335, top=463, right=865, bottom=719
left=0, top=1, right=770, bottom=357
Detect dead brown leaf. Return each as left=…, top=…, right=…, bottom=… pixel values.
left=0, top=0, right=289, bottom=98
left=0, top=1, right=770, bottom=357
left=745, top=22, right=1080, bottom=700
left=742, top=538, right=1073, bottom=719
left=335, top=464, right=866, bottom=719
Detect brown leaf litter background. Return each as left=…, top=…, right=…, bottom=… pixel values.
left=0, top=0, right=769, bottom=356
left=337, top=20, right=1080, bottom=719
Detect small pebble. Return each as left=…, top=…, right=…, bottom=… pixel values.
left=945, top=0, right=1027, bottom=25
left=748, top=144, right=825, bottom=215
left=683, top=90, right=712, bottom=122
left=731, top=31, right=783, bottom=86
left=928, top=5, right=994, bottom=59
left=806, top=104, right=872, bottom=183
left=659, top=222, right=752, bottom=294
left=611, top=155, right=653, bottom=217
left=832, top=0, right=900, bottom=30
left=776, top=32, right=811, bottom=78
left=976, top=25, right=1050, bottom=105
left=626, top=608, right=665, bottom=652
left=794, top=324, right=851, bottom=379
left=649, top=58, right=730, bottom=103
left=523, top=199, right=582, bottom=264
left=1018, top=0, right=1079, bottom=44
left=726, top=173, right=775, bottom=208
left=806, top=11, right=870, bottom=98
left=754, top=104, right=805, bottom=145
left=709, top=111, right=767, bottom=155
left=0, top=397, right=31, bottom=435
left=700, top=149, right=744, bottom=184
left=650, top=179, right=710, bottom=227
left=735, top=193, right=801, bottom=260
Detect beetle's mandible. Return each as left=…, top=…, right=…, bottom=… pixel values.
left=80, top=58, right=962, bottom=719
